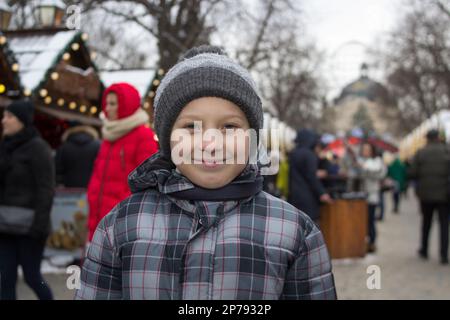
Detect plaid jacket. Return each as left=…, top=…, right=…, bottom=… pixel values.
left=75, top=153, right=336, bottom=300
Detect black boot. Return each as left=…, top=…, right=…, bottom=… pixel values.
left=418, top=249, right=428, bottom=260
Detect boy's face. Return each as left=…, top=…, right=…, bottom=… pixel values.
left=170, top=97, right=251, bottom=189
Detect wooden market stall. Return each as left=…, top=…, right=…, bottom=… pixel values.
left=3, top=27, right=103, bottom=148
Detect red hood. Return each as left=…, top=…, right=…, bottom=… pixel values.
left=102, top=82, right=141, bottom=119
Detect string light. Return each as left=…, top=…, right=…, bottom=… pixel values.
left=57, top=98, right=65, bottom=106
left=39, top=88, right=48, bottom=97
left=23, top=88, right=31, bottom=96
left=148, top=91, right=155, bottom=98
left=71, top=43, right=80, bottom=51
left=143, top=102, right=150, bottom=109
left=81, top=33, right=88, bottom=41
left=158, top=69, right=164, bottom=76
left=0, top=36, right=6, bottom=45
left=63, top=52, right=71, bottom=61
left=0, top=84, right=5, bottom=94
left=12, top=63, right=19, bottom=72
left=51, top=72, right=59, bottom=80
left=90, top=51, right=97, bottom=60
left=80, top=105, right=87, bottom=113
left=44, top=96, right=52, bottom=104
left=152, top=79, right=160, bottom=86
left=90, top=106, right=98, bottom=114
left=69, top=102, right=77, bottom=110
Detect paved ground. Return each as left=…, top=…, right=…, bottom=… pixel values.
left=17, top=191, right=450, bottom=300
left=332, top=192, right=450, bottom=299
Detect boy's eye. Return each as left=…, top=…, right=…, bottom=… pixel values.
left=223, top=124, right=240, bottom=129
left=183, top=123, right=200, bottom=130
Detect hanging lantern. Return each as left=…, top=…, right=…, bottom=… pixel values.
left=35, top=0, right=65, bottom=28
left=0, top=2, right=12, bottom=31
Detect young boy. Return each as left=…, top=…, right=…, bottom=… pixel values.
left=75, top=46, right=336, bottom=300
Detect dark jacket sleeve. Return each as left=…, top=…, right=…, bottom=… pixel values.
left=301, top=150, right=326, bottom=198
left=30, top=139, right=55, bottom=238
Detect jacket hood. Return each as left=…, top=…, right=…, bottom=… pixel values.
left=295, top=129, right=319, bottom=150
left=102, top=83, right=141, bottom=119
left=128, top=152, right=262, bottom=200
left=62, top=125, right=99, bottom=144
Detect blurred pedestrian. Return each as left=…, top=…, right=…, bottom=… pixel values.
left=288, top=129, right=332, bottom=224
left=0, top=100, right=54, bottom=300
left=55, top=121, right=100, bottom=188
left=408, top=129, right=449, bottom=265
left=357, top=142, right=386, bottom=253
left=387, top=156, right=407, bottom=213
left=86, top=83, right=159, bottom=241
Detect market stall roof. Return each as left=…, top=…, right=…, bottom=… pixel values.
left=4, top=28, right=82, bottom=93
left=3, top=28, right=103, bottom=119
left=100, top=68, right=155, bottom=100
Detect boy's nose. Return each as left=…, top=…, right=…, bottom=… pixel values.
left=202, top=138, right=217, bottom=151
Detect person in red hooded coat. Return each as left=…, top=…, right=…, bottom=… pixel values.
left=86, top=83, right=158, bottom=240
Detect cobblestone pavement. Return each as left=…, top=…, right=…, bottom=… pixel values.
left=17, top=192, right=450, bottom=300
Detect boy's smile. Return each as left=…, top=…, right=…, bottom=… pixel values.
left=170, top=97, right=252, bottom=189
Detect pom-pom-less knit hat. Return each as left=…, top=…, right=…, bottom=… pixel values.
left=6, top=100, right=34, bottom=127
left=153, top=45, right=263, bottom=157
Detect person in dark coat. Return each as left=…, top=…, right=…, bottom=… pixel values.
left=408, top=129, right=450, bottom=265
left=55, top=122, right=100, bottom=188
left=0, top=100, right=54, bottom=300
left=288, top=129, right=331, bottom=223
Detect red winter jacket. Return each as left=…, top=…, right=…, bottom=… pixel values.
left=87, top=83, right=158, bottom=240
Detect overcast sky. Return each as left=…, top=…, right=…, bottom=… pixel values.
left=301, top=0, right=405, bottom=99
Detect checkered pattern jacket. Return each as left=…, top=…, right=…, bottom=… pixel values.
left=75, top=153, right=336, bottom=300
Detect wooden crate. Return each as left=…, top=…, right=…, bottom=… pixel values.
left=319, top=199, right=368, bottom=259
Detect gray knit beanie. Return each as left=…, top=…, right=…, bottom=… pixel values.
left=153, top=45, right=263, bottom=157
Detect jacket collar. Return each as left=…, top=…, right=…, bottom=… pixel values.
left=128, top=152, right=262, bottom=214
